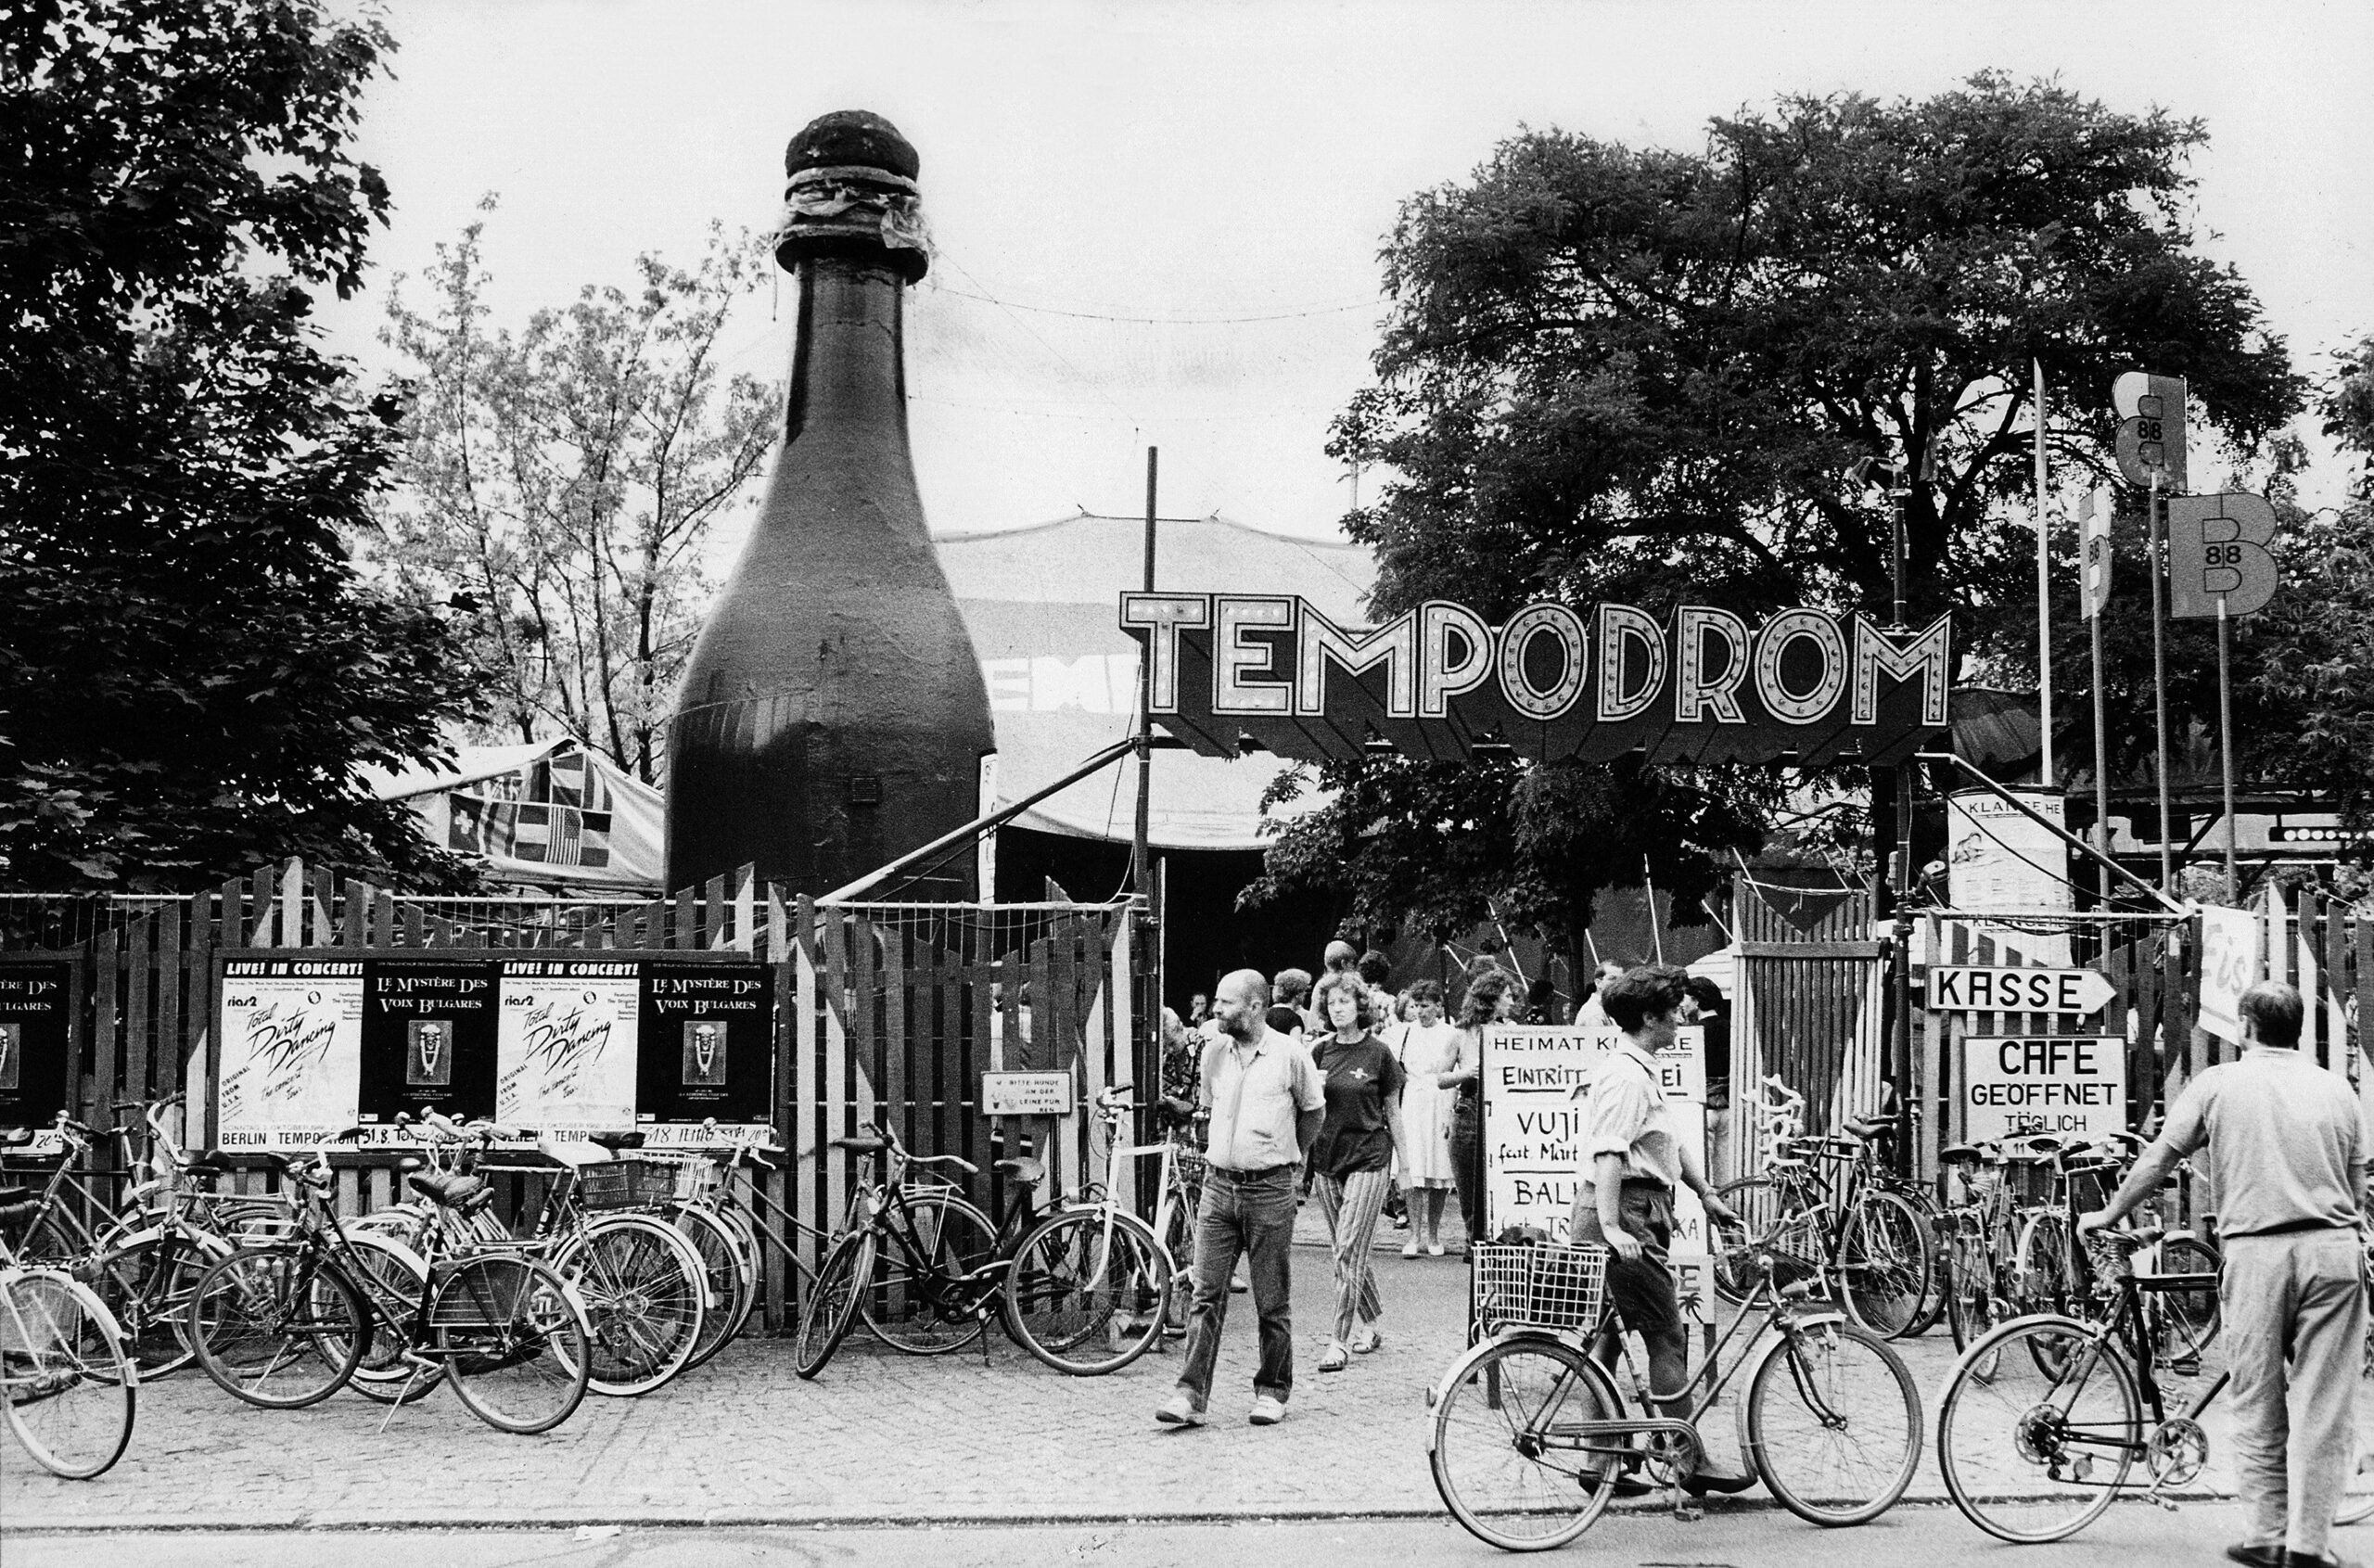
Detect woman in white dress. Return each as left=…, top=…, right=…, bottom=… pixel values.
left=1393, top=978, right=1461, bottom=1256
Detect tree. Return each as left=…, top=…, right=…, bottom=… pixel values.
left=0, top=0, right=483, bottom=893
left=2240, top=337, right=2374, bottom=836
left=1257, top=73, right=2304, bottom=948
left=366, top=211, right=776, bottom=782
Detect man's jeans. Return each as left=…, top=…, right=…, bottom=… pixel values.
left=1175, top=1164, right=1297, bottom=1409
left=2222, top=1228, right=2365, bottom=1560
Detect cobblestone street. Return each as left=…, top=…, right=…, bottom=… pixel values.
left=0, top=1220, right=2270, bottom=1534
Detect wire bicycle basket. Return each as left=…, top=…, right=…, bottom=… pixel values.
left=1474, top=1243, right=1609, bottom=1334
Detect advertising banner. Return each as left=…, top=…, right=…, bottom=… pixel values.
left=217, top=957, right=364, bottom=1148
left=497, top=959, right=641, bottom=1133
left=1482, top=1024, right=1709, bottom=1302
left=2197, top=905, right=2261, bottom=1045
left=356, top=959, right=500, bottom=1140
left=0, top=959, right=74, bottom=1134
left=634, top=961, right=772, bottom=1143
left=1945, top=788, right=2074, bottom=965
left=1962, top=1036, right=2127, bottom=1142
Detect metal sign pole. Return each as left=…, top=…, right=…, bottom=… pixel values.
left=1132, top=448, right=1157, bottom=898
left=2035, top=359, right=2054, bottom=789
left=2147, top=473, right=2175, bottom=892
left=2090, top=598, right=2112, bottom=906
left=2218, top=594, right=2238, bottom=902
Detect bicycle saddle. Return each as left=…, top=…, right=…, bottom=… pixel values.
left=184, top=1150, right=237, bottom=1177
left=1938, top=1142, right=1985, bottom=1164
left=833, top=1134, right=889, bottom=1155
left=407, top=1171, right=494, bottom=1214
left=995, top=1156, right=1045, bottom=1185
left=585, top=1130, right=645, bottom=1152
left=1155, top=1096, right=1198, bottom=1124
left=1844, top=1115, right=1895, bottom=1141
left=0, top=1191, right=35, bottom=1226
left=0, top=1128, right=35, bottom=1147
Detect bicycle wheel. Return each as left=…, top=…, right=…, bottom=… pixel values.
left=1157, top=1191, right=1196, bottom=1334
left=553, top=1214, right=705, bottom=1396
left=1001, top=1209, right=1168, bottom=1376
left=1428, top=1333, right=1625, bottom=1551
left=436, top=1254, right=590, bottom=1434
left=794, top=1230, right=874, bottom=1380
left=864, top=1193, right=994, bottom=1356
left=1935, top=1314, right=2138, bottom=1543
left=337, top=1231, right=442, bottom=1404
left=668, top=1203, right=756, bottom=1372
left=1942, top=1230, right=2006, bottom=1383
left=2152, top=1234, right=2220, bottom=1363
left=0, top=1270, right=135, bottom=1479
left=88, top=1228, right=229, bottom=1378
left=187, top=1246, right=365, bottom=1409
left=2013, top=1211, right=2076, bottom=1317
left=1836, top=1191, right=1930, bottom=1339
left=2014, top=1212, right=2083, bottom=1376
left=1742, top=1315, right=1921, bottom=1525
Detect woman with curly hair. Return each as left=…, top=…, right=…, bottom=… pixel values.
left=1437, top=967, right=1519, bottom=1249
left=1306, top=968, right=1409, bottom=1370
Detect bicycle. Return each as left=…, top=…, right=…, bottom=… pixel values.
left=1712, top=1078, right=1934, bottom=1338
left=1428, top=1238, right=1923, bottom=1551
left=2008, top=1134, right=2220, bottom=1374
left=0, top=1184, right=136, bottom=1478
left=1935, top=1223, right=2275, bottom=1540
left=366, top=1112, right=708, bottom=1397
left=0, top=1099, right=252, bottom=1380
left=794, top=1086, right=1171, bottom=1379
left=184, top=1128, right=594, bottom=1434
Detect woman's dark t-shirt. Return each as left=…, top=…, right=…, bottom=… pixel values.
left=1308, top=1032, right=1406, bottom=1177
left=1265, top=1004, right=1305, bottom=1037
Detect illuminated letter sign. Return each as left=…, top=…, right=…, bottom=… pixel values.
left=1498, top=605, right=1588, bottom=720
left=1297, top=604, right=1418, bottom=716
left=1120, top=595, right=1951, bottom=767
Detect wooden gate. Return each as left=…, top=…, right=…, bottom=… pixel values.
left=1729, top=874, right=1886, bottom=1181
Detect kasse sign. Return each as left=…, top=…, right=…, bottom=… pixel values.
left=1930, top=966, right=2116, bottom=1016
left=1119, top=594, right=1951, bottom=767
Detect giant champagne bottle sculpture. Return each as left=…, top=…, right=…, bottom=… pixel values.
left=667, top=111, right=995, bottom=898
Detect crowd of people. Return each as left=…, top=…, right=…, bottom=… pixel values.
left=1152, top=941, right=1728, bottom=1429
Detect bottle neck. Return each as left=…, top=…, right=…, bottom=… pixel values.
left=785, top=255, right=909, bottom=445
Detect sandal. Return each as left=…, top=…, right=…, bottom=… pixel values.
left=1317, top=1343, right=1349, bottom=1373
left=1350, top=1327, right=1384, bottom=1355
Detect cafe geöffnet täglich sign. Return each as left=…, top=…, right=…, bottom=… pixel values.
left=1119, top=595, right=1952, bottom=765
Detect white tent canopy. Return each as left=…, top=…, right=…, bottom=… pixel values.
left=937, top=512, right=1376, bottom=850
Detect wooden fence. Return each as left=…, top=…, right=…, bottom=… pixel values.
left=0, top=856, right=1149, bottom=1333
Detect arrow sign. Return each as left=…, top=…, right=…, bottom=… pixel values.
left=1929, top=965, right=2117, bottom=1015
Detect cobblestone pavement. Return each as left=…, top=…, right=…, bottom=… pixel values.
left=1, top=1219, right=2261, bottom=1532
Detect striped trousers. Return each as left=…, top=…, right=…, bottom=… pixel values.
left=1311, top=1166, right=1391, bottom=1343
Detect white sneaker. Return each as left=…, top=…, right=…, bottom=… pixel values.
left=1248, top=1394, right=1286, bottom=1425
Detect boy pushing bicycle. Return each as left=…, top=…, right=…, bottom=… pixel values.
left=1568, top=963, right=1750, bottom=1493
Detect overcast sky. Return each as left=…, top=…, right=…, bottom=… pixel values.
left=319, top=0, right=2374, bottom=547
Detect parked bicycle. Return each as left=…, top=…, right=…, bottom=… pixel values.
left=1711, top=1077, right=1934, bottom=1337
left=1935, top=1222, right=2362, bottom=1541
left=0, top=1182, right=135, bottom=1478
left=1429, top=1237, right=1923, bottom=1550
left=794, top=1086, right=1172, bottom=1379
left=185, top=1128, right=594, bottom=1434
left=362, top=1112, right=708, bottom=1397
